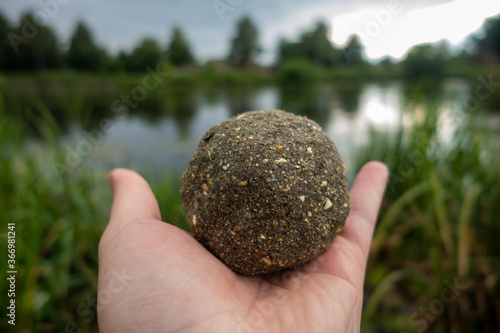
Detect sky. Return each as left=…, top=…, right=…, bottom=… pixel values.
left=1, top=0, right=500, bottom=64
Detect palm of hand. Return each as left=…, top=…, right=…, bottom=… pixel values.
left=98, top=162, right=387, bottom=333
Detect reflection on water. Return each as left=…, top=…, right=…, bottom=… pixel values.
left=7, top=79, right=487, bottom=180
left=324, top=82, right=403, bottom=175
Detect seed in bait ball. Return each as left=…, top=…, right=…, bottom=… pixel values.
left=180, top=110, right=350, bottom=275
left=324, top=199, right=333, bottom=210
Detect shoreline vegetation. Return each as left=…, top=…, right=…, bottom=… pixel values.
left=1, top=63, right=500, bottom=87
left=1, top=82, right=499, bottom=331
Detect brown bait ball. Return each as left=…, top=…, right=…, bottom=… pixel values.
left=180, top=110, right=350, bottom=275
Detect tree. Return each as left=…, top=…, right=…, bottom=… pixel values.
left=474, top=14, right=500, bottom=62
left=278, top=21, right=340, bottom=68
left=125, top=38, right=162, bottom=71
left=403, top=43, right=446, bottom=81
left=278, top=38, right=302, bottom=63
left=227, top=16, right=260, bottom=67
left=341, top=35, right=365, bottom=66
left=67, top=21, right=106, bottom=71
left=5, top=12, right=61, bottom=71
left=167, top=27, right=194, bottom=66
left=0, top=11, right=11, bottom=70
left=300, top=22, right=338, bottom=67
left=378, top=56, right=395, bottom=68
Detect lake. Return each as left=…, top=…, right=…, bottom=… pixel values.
left=10, top=78, right=499, bottom=182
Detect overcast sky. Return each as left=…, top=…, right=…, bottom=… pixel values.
left=2, top=0, right=500, bottom=63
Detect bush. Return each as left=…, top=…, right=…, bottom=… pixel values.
left=277, top=59, right=322, bottom=85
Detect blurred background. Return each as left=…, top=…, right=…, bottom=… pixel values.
left=0, top=0, right=499, bottom=332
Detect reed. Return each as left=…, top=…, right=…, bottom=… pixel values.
left=0, top=97, right=187, bottom=332
left=357, top=90, right=500, bottom=332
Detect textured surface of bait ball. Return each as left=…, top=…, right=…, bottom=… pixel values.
left=180, top=110, right=350, bottom=275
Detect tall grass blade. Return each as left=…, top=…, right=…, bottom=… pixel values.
left=429, top=168, right=454, bottom=257
left=457, top=183, right=481, bottom=277
left=363, top=269, right=414, bottom=319
left=372, top=180, right=431, bottom=256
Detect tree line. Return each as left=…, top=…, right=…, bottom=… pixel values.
left=0, top=10, right=499, bottom=73
left=0, top=11, right=196, bottom=72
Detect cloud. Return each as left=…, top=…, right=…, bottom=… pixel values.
left=1, top=0, right=499, bottom=63
left=330, top=0, right=500, bottom=60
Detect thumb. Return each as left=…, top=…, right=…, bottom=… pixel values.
left=107, top=168, right=162, bottom=228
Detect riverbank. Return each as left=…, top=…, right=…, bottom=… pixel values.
left=2, top=62, right=499, bottom=89
left=0, top=80, right=499, bottom=331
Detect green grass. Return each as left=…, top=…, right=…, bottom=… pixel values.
left=0, top=96, right=187, bottom=332
left=0, top=81, right=499, bottom=332
left=357, top=87, right=500, bottom=332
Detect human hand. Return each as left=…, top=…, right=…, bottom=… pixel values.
left=98, top=161, right=388, bottom=333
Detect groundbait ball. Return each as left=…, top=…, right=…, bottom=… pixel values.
left=180, top=110, right=350, bottom=275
